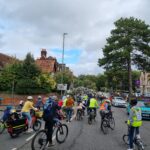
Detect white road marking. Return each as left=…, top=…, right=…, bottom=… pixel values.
left=11, top=148, right=17, bottom=150
left=26, top=133, right=36, bottom=141
left=52, top=135, right=56, bottom=140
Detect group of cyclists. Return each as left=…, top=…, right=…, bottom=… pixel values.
left=0, top=92, right=143, bottom=150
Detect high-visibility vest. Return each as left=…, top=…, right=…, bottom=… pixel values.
left=89, top=98, right=98, bottom=108
left=128, top=107, right=142, bottom=127
left=99, top=101, right=107, bottom=110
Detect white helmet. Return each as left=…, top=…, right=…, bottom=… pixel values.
left=66, top=95, right=70, bottom=98
left=38, top=95, right=41, bottom=99
left=27, top=96, right=33, bottom=100
left=105, top=99, right=111, bottom=103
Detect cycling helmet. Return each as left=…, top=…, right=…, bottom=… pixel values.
left=130, top=99, right=137, bottom=106
left=105, top=99, right=111, bottom=103
left=6, top=106, right=12, bottom=110
left=66, top=95, right=70, bottom=98
left=38, top=95, right=41, bottom=99
left=27, top=96, right=33, bottom=100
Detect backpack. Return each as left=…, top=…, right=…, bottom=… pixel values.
left=42, top=100, right=54, bottom=121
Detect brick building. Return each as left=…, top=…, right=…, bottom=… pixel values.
left=140, top=72, right=150, bottom=95
left=0, top=53, right=16, bottom=70
left=35, top=49, right=58, bottom=73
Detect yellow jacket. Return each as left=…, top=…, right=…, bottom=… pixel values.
left=89, top=98, right=98, bottom=108
left=21, top=101, right=36, bottom=113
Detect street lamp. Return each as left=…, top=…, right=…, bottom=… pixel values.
left=61, top=33, right=68, bottom=96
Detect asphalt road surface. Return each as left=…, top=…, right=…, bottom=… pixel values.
left=0, top=107, right=150, bottom=150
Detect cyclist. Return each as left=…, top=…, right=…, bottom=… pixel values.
left=35, top=95, right=44, bottom=110
left=43, top=96, right=61, bottom=147
left=88, top=95, right=99, bottom=117
left=127, top=99, right=142, bottom=150
left=76, top=100, right=85, bottom=118
left=21, top=96, right=38, bottom=133
left=65, top=95, right=74, bottom=122
left=1, top=106, right=12, bottom=122
left=99, top=99, right=112, bottom=120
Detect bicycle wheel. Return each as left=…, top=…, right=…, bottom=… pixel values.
left=77, top=111, right=81, bottom=121
left=101, top=120, right=109, bottom=134
left=31, top=129, right=48, bottom=150
left=33, top=120, right=42, bottom=131
left=122, top=134, right=129, bottom=145
left=88, top=115, right=92, bottom=125
left=0, top=121, right=5, bottom=134
left=56, top=124, right=68, bottom=143
left=135, top=139, right=145, bottom=150
left=109, top=117, right=115, bottom=130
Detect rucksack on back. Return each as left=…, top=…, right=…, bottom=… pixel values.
left=43, top=101, right=54, bottom=121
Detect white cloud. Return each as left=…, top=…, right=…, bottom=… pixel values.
left=0, top=0, right=149, bottom=76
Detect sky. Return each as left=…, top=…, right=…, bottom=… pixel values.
left=0, top=0, right=149, bottom=76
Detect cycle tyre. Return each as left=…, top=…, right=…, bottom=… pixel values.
left=33, top=120, right=41, bottom=131
left=88, top=116, right=92, bottom=125
left=101, top=120, right=109, bottom=134
left=0, top=121, right=5, bottom=134
left=136, top=139, right=145, bottom=150
left=122, top=134, right=129, bottom=145
left=10, top=132, right=19, bottom=138
left=56, top=124, right=68, bottom=144
left=77, top=111, right=81, bottom=121
left=31, top=129, right=48, bottom=150
left=109, top=117, right=115, bottom=130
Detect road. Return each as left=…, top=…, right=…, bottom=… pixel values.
left=0, top=107, right=150, bottom=150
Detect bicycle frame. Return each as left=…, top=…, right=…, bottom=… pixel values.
left=123, top=125, right=144, bottom=150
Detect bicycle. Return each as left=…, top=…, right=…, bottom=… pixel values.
left=31, top=119, right=68, bottom=150
left=88, top=108, right=96, bottom=125
left=76, top=109, right=83, bottom=121
left=123, top=122, right=144, bottom=150
left=100, top=111, right=115, bottom=134
left=0, top=120, right=8, bottom=134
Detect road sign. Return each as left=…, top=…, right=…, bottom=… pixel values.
left=57, top=84, right=67, bottom=91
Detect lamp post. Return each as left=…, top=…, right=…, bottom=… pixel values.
left=61, top=33, right=68, bottom=96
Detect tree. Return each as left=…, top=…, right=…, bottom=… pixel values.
left=54, top=70, right=74, bottom=90
left=99, top=17, right=150, bottom=101
left=0, top=61, right=22, bottom=91
left=15, top=53, right=41, bottom=94
left=36, top=74, right=56, bottom=93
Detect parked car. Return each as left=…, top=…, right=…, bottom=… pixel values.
left=112, top=96, right=126, bottom=107
left=126, top=100, right=150, bottom=120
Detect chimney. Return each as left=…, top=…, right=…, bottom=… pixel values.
left=41, top=49, right=47, bottom=58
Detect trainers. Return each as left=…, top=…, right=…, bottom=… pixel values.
left=47, top=142, right=55, bottom=147
left=27, top=128, right=33, bottom=133
left=136, top=134, right=141, bottom=139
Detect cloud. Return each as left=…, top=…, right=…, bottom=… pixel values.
left=0, top=0, right=149, bottom=75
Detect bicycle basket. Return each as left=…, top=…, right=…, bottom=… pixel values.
left=35, top=111, right=43, bottom=118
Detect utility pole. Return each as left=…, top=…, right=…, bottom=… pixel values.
left=61, top=33, right=68, bottom=96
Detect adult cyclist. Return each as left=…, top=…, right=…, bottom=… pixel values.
left=88, top=95, right=99, bottom=117
left=21, top=96, right=38, bottom=133
left=99, top=99, right=112, bottom=120
left=127, top=99, right=142, bottom=150
left=43, top=96, right=61, bottom=147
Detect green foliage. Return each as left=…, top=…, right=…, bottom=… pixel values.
left=0, top=62, right=21, bottom=91
left=99, top=17, right=150, bottom=71
left=98, top=17, right=150, bottom=96
left=0, top=53, right=57, bottom=94
left=20, top=53, right=41, bottom=79
left=96, top=74, right=107, bottom=91
left=36, top=74, right=56, bottom=92
left=74, top=75, right=97, bottom=90
left=15, top=79, right=39, bottom=94
left=54, top=70, right=73, bottom=89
